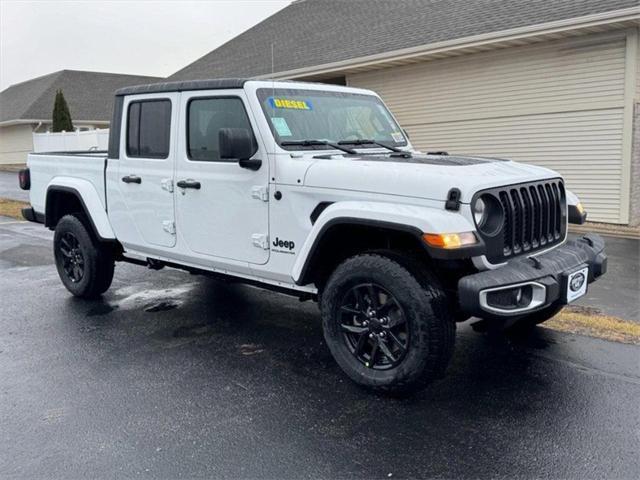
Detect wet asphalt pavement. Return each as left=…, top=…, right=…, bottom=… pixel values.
left=0, top=171, right=28, bottom=202
left=577, top=235, right=639, bottom=322
left=1, top=219, right=639, bottom=479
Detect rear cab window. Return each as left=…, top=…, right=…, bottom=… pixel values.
left=126, top=99, right=172, bottom=159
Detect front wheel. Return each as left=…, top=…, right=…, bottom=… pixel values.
left=53, top=214, right=115, bottom=298
left=320, top=253, right=456, bottom=395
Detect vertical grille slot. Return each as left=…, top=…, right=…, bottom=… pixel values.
left=529, top=186, right=541, bottom=247
left=552, top=182, right=563, bottom=237
left=520, top=187, right=533, bottom=250
left=538, top=184, right=549, bottom=244
left=545, top=184, right=556, bottom=242
left=499, top=191, right=513, bottom=256
left=510, top=189, right=523, bottom=254
left=486, top=179, right=566, bottom=261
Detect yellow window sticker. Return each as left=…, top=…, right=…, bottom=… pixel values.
left=268, top=97, right=313, bottom=110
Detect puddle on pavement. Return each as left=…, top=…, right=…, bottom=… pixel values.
left=511, top=332, right=556, bottom=350
left=87, top=303, right=119, bottom=316
left=108, top=283, right=197, bottom=313
left=239, top=343, right=266, bottom=356
left=505, top=327, right=557, bottom=350
left=0, top=244, right=53, bottom=267
left=145, top=301, right=179, bottom=313
left=172, top=323, right=212, bottom=338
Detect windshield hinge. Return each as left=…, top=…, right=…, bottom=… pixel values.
left=252, top=233, right=269, bottom=249
left=161, top=178, right=174, bottom=193
left=162, top=220, right=176, bottom=235
left=251, top=185, right=269, bottom=202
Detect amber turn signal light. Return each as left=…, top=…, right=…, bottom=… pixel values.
left=422, top=232, right=478, bottom=249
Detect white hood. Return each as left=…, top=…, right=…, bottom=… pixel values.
left=303, top=153, right=560, bottom=203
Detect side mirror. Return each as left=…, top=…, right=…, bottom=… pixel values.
left=218, top=126, right=255, bottom=156
left=219, top=128, right=261, bottom=170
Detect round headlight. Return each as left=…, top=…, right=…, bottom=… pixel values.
left=474, top=194, right=504, bottom=236
left=473, top=197, right=487, bottom=226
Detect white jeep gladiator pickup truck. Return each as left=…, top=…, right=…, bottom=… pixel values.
left=19, top=79, right=607, bottom=394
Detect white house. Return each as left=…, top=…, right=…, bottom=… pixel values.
left=0, top=70, right=161, bottom=165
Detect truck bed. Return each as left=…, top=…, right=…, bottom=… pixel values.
left=27, top=151, right=108, bottom=215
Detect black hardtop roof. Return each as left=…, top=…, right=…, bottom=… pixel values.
left=114, top=78, right=351, bottom=97
left=115, top=78, right=249, bottom=96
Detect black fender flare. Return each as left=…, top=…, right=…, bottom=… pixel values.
left=45, top=186, right=115, bottom=243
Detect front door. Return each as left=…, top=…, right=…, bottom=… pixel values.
left=175, top=91, right=269, bottom=264
left=116, top=93, right=177, bottom=248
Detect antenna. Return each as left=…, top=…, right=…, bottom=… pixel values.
left=271, top=42, right=275, bottom=81
left=271, top=41, right=276, bottom=181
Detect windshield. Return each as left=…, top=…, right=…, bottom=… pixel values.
left=256, top=88, right=407, bottom=150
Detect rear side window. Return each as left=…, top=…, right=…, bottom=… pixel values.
left=187, top=97, right=256, bottom=162
left=126, top=99, right=171, bottom=158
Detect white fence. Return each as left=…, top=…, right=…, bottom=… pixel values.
left=32, top=129, right=109, bottom=152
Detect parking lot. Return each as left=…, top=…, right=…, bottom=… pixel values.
left=1, top=218, right=639, bottom=479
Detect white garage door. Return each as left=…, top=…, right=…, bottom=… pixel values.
left=348, top=32, right=629, bottom=223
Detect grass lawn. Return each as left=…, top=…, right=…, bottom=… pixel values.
left=544, top=305, right=640, bottom=345
left=0, top=164, right=25, bottom=173
left=0, top=198, right=28, bottom=220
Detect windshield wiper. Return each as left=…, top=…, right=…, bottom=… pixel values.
left=337, top=139, right=403, bottom=153
left=281, top=139, right=356, bottom=155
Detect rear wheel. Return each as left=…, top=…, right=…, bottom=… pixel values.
left=321, top=253, right=456, bottom=395
left=53, top=214, right=114, bottom=298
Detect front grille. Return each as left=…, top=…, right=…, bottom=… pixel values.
left=477, top=179, right=566, bottom=263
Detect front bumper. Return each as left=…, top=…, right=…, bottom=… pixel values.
left=458, top=233, right=607, bottom=319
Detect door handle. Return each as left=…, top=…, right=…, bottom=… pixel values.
left=122, top=175, right=141, bottom=184
left=176, top=179, right=201, bottom=190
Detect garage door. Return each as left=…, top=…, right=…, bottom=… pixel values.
left=348, top=32, right=628, bottom=223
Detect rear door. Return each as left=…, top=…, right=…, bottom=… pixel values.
left=116, top=93, right=177, bottom=248
left=175, top=90, right=270, bottom=264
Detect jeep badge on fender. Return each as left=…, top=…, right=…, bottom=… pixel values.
left=20, top=78, right=607, bottom=395
left=273, top=237, right=295, bottom=251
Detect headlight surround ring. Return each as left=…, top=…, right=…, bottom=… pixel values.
left=473, top=197, right=486, bottom=226
left=473, top=194, right=504, bottom=237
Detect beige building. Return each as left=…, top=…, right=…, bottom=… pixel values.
left=0, top=124, right=39, bottom=166
left=0, top=70, right=161, bottom=165
left=169, top=0, right=640, bottom=225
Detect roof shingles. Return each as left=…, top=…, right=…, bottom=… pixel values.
left=0, top=70, right=162, bottom=123
left=169, top=0, right=639, bottom=81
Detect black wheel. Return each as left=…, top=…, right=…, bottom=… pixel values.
left=53, top=214, right=114, bottom=298
left=509, top=303, right=564, bottom=332
left=321, top=253, right=456, bottom=395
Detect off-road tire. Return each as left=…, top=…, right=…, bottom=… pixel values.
left=53, top=214, right=115, bottom=298
left=321, top=253, right=456, bottom=395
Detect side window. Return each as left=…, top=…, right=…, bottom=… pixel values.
left=126, top=99, right=171, bottom=159
left=187, top=97, right=256, bottom=162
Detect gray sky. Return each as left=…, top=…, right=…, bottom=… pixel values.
left=0, top=0, right=290, bottom=90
